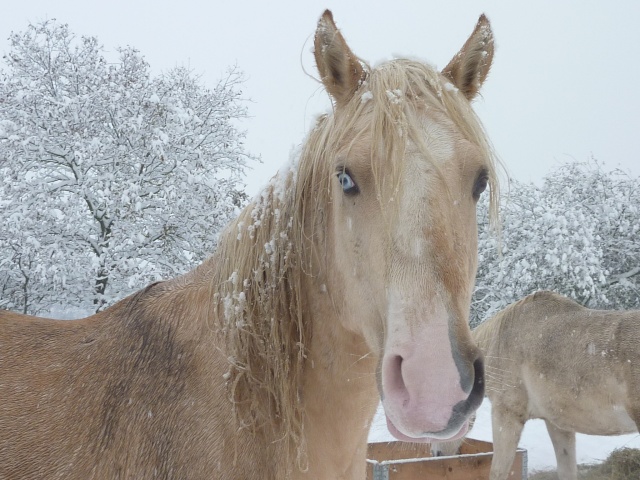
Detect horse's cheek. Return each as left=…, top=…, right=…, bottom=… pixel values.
left=327, top=201, right=386, bottom=341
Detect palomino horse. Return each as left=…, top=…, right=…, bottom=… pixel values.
left=434, top=291, right=640, bottom=480
left=0, top=10, right=499, bottom=479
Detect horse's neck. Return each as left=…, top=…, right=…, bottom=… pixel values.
left=300, top=278, right=379, bottom=476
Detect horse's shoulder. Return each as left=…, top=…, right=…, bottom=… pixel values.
left=94, top=279, right=202, bottom=443
left=117, top=280, right=193, bottom=353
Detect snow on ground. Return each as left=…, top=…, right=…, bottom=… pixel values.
left=368, top=399, right=640, bottom=471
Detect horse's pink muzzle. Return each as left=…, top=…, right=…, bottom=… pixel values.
left=380, top=320, right=484, bottom=442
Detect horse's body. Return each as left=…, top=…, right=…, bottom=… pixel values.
left=0, top=11, right=499, bottom=479
left=435, top=291, right=640, bottom=480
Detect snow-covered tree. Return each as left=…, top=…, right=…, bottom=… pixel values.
left=472, top=159, right=640, bottom=325
left=0, top=20, right=255, bottom=313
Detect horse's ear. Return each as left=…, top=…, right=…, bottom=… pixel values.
left=442, top=14, right=494, bottom=100
left=314, top=10, right=365, bottom=107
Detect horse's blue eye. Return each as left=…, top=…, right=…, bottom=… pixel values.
left=337, top=171, right=358, bottom=194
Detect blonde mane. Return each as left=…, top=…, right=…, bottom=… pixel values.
left=210, top=57, right=500, bottom=468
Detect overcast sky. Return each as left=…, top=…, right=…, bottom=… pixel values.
left=2, top=1, right=638, bottom=195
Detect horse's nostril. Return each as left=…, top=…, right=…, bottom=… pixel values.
left=469, top=356, right=485, bottom=404
left=448, top=356, right=484, bottom=429
left=390, top=354, right=406, bottom=393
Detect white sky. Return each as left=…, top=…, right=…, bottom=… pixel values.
left=2, top=1, right=638, bottom=196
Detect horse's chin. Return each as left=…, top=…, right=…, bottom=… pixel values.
left=385, top=416, right=469, bottom=444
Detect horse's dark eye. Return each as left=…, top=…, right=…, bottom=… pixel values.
left=473, top=170, right=489, bottom=200
left=337, top=170, right=359, bottom=195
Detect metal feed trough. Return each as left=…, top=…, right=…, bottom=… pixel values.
left=366, top=439, right=528, bottom=480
